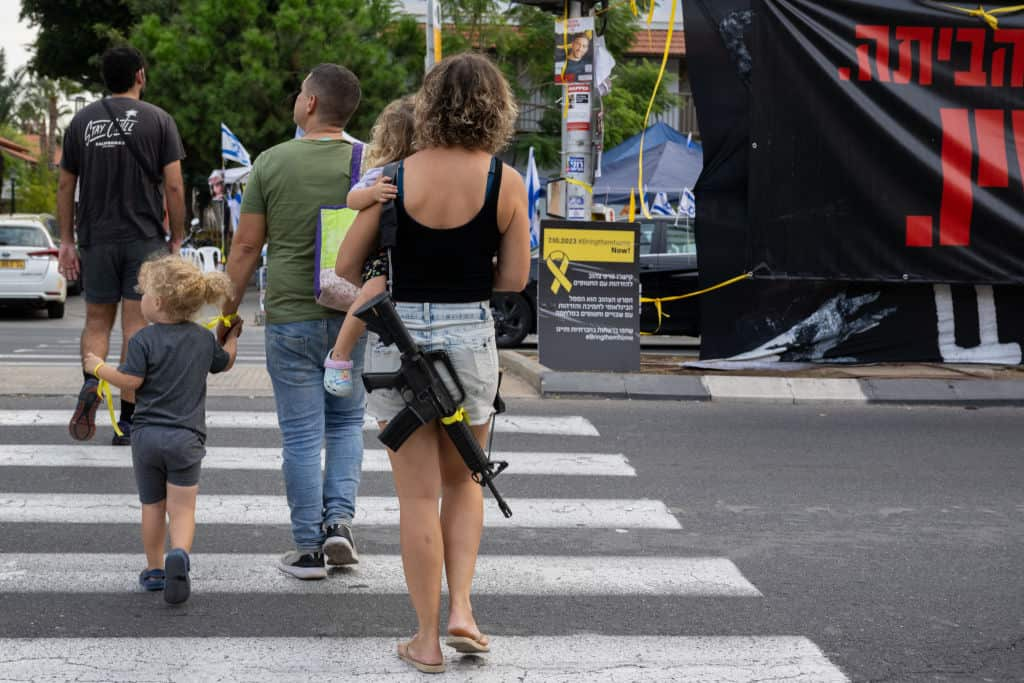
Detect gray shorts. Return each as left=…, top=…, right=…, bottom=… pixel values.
left=131, top=426, right=205, bottom=504
left=364, top=301, right=499, bottom=426
left=79, top=237, right=168, bottom=304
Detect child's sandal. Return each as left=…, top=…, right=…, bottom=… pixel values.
left=323, top=354, right=354, bottom=397
left=138, top=568, right=165, bottom=592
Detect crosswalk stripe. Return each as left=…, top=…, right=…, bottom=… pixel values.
left=0, top=411, right=601, bottom=436
left=0, top=445, right=636, bottom=477
left=0, top=354, right=266, bottom=361
left=0, top=494, right=681, bottom=529
left=0, top=554, right=758, bottom=596
left=0, top=637, right=849, bottom=681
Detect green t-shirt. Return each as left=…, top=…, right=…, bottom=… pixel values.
left=241, top=138, right=354, bottom=324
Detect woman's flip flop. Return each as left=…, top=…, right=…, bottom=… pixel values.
left=397, top=642, right=446, bottom=674
left=445, top=632, right=490, bottom=653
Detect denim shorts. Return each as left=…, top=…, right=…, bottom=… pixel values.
left=364, top=300, right=499, bottom=426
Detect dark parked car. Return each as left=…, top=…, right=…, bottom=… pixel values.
left=491, top=217, right=700, bottom=347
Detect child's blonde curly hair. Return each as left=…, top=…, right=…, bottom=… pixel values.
left=137, top=255, right=234, bottom=323
left=365, top=95, right=416, bottom=168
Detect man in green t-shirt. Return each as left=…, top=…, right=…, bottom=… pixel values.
left=221, top=63, right=366, bottom=580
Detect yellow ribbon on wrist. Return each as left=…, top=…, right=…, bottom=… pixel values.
left=205, top=313, right=240, bottom=330
left=441, top=407, right=467, bottom=425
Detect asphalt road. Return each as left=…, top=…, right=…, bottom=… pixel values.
left=0, top=395, right=1021, bottom=681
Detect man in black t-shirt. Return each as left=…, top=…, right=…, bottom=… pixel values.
left=59, top=45, right=186, bottom=447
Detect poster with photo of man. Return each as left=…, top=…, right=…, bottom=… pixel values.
left=554, top=17, right=594, bottom=84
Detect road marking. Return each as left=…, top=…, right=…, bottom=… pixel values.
left=0, top=353, right=267, bottom=361
left=0, top=445, right=635, bottom=477
left=0, top=411, right=601, bottom=436
left=0, top=494, right=681, bottom=529
left=0, top=637, right=848, bottom=681
left=0, top=554, right=756, bottom=595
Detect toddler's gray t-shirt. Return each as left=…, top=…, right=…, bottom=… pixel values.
left=119, top=322, right=230, bottom=437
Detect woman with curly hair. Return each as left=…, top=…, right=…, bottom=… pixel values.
left=336, top=52, right=531, bottom=673
left=84, top=254, right=241, bottom=605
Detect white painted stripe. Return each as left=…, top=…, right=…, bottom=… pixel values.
left=0, top=494, right=680, bottom=529
left=0, top=445, right=635, bottom=477
left=0, top=411, right=600, bottom=436
left=0, top=361, right=266, bottom=367
left=0, top=554, right=757, bottom=596
left=0, top=637, right=849, bottom=681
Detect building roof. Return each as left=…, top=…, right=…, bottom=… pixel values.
left=627, top=28, right=686, bottom=57
left=0, top=137, right=38, bottom=164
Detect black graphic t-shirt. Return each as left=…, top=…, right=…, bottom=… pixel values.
left=61, top=97, right=185, bottom=246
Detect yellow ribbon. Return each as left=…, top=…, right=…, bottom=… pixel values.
left=941, top=3, right=1024, bottom=29
left=637, top=0, right=678, bottom=219
left=628, top=189, right=636, bottom=223
left=640, top=271, right=754, bottom=334
left=564, top=177, right=593, bottom=194
left=546, top=251, right=573, bottom=294
left=205, top=313, right=240, bottom=330
left=441, top=406, right=467, bottom=425
left=96, top=379, right=124, bottom=437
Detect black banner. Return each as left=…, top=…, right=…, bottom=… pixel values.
left=749, top=1, right=1024, bottom=284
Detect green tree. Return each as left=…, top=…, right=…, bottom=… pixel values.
left=19, top=0, right=144, bottom=88
left=439, top=2, right=678, bottom=167
left=130, top=0, right=423, bottom=184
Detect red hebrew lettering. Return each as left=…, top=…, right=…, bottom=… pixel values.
left=976, top=110, right=1009, bottom=188
left=939, top=109, right=973, bottom=246
left=991, top=49, right=1007, bottom=86
left=895, top=27, right=935, bottom=85
left=855, top=25, right=891, bottom=81
left=994, top=29, right=1024, bottom=87
left=906, top=215, right=934, bottom=247
left=954, top=28, right=987, bottom=87
left=938, top=28, right=953, bottom=60
left=1014, top=111, right=1024, bottom=192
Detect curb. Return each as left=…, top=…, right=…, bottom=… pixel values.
left=498, top=351, right=1024, bottom=405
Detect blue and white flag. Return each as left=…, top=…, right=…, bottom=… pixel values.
left=679, top=187, right=696, bottom=219
left=221, top=123, right=251, bottom=167
left=651, top=191, right=674, bottom=216
left=525, top=146, right=541, bottom=249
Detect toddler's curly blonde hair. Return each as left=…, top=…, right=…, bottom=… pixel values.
left=137, top=255, right=234, bottom=323
left=365, top=95, right=416, bottom=168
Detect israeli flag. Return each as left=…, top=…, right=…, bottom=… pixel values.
left=525, top=146, right=541, bottom=249
left=221, top=123, right=251, bottom=167
left=679, top=187, right=697, bottom=219
left=651, top=191, right=674, bottom=216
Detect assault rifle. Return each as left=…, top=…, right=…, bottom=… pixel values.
left=355, top=291, right=512, bottom=518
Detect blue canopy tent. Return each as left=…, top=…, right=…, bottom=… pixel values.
left=593, top=135, right=704, bottom=205
left=601, top=121, right=692, bottom=167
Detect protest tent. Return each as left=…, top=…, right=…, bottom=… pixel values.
left=593, top=133, right=703, bottom=207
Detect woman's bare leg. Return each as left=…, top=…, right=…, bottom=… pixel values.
left=440, top=423, right=488, bottom=644
left=386, top=420, right=446, bottom=665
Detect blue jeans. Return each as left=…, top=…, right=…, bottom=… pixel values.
left=265, top=318, right=367, bottom=553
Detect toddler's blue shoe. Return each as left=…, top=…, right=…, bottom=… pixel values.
left=323, top=354, right=354, bottom=397
left=138, top=568, right=165, bottom=592
left=164, top=548, right=190, bottom=605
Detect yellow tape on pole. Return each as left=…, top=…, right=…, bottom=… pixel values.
left=636, top=0, right=678, bottom=219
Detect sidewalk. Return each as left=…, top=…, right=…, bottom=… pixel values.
left=499, top=349, right=1024, bottom=405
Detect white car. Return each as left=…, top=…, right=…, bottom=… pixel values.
left=0, top=218, right=67, bottom=318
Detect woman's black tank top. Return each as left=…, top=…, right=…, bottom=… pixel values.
left=390, top=157, right=502, bottom=303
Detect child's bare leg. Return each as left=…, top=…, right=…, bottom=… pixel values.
left=141, top=500, right=167, bottom=569
left=330, top=275, right=387, bottom=360
left=166, top=483, right=199, bottom=552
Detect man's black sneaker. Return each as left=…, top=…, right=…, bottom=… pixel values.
left=112, top=420, right=131, bottom=446
left=323, top=523, right=359, bottom=566
left=69, top=378, right=100, bottom=441
left=277, top=551, right=327, bottom=580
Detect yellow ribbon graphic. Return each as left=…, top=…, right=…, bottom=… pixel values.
left=441, top=407, right=467, bottom=425
left=547, top=251, right=573, bottom=294
left=941, top=3, right=1024, bottom=29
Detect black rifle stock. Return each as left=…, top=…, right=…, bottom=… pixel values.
left=356, top=292, right=512, bottom=518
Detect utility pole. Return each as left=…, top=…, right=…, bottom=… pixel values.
left=425, top=0, right=443, bottom=72
left=560, top=1, right=595, bottom=221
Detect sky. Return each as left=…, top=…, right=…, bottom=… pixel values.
left=0, top=0, right=36, bottom=75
